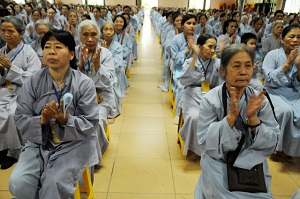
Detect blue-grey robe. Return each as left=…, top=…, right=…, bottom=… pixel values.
left=179, top=57, right=222, bottom=156
left=75, top=44, right=115, bottom=158
left=10, top=67, right=99, bottom=199
left=0, top=42, right=41, bottom=158
left=216, top=33, right=241, bottom=58
left=195, top=84, right=279, bottom=199
left=263, top=47, right=300, bottom=156
left=194, top=23, right=213, bottom=36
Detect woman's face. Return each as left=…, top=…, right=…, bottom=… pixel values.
left=14, top=5, right=20, bottom=13
left=1, top=22, right=22, bottom=46
left=281, top=27, right=300, bottom=51
left=241, top=17, right=248, bottom=24
left=47, top=10, right=55, bottom=20
left=199, top=38, right=216, bottom=60
left=222, top=51, right=253, bottom=89
left=226, top=22, right=237, bottom=35
left=36, top=24, right=49, bottom=41
left=80, top=25, right=99, bottom=51
left=199, top=16, right=207, bottom=26
left=233, top=14, right=240, bottom=22
left=93, top=8, right=100, bottom=19
left=42, top=38, right=74, bottom=70
left=24, top=4, right=32, bottom=14
left=253, top=19, right=263, bottom=32
left=114, top=17, right=124, bottom=31
left=6, top=6, right=13, bottom=15
left=183, top=18, right=196, bottom=35
left=41, top=8, right=47, bottom=17
left=123, top=14, right=130, bottom=25
left=32, top=11, right=41, bottom=22
left=68, top=12, right=78, bottom=25
left=272, top=22, right=284, bottom=36
left=174, top=16, right=182, bottom=30
left=102, top=23, right=115, bottom=40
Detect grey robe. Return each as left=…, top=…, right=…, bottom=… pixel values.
left=194, top=84, right=279, bottom=199
left=0, top=42, right=41, bottom=157
left=179, top=57, right=222, bottom=156
left=10, top=67, right=99, bottom=199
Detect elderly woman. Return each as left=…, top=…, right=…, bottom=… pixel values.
left=179, top=34, right=222, bottom=156
left=101, top=21, right=123, bottom=120
left=0, top=16, right=41, bottom=170
left=30, top=19, right=51, bottom=67
left=65, top=9, right=81, bottom=46
left=76, top=19, right=115, bottom=165
left=194, top=44, right=279, bottom=198
left=9, top=29, right=99, bottom=199
left=260, top=20, right=284, bottom=61
left=113, top=14, right=132, bottom=97
left=263, top=24, right=300, bottom=158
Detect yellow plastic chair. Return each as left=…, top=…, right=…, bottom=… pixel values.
left=74, top=167, right=94, bottom=199
left=177, top=109, right=187, bottom=158
left=126, top=69, right=131, bottom=78
left=105, top=125, right=110, bottom=141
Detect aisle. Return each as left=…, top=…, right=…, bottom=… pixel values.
left=92, top=11, right=200, bottom=199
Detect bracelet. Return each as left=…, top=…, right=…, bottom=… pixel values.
left=248, top=120, right=262, bottom=128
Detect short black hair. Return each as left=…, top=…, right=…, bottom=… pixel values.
left=223, top=19, right=237, bottom=34
left=113, top=15, right=127, bottom=30
left=181, top=14, right=196, bottom=26
left=41, top=29, right=77, bottom=69
left=282, top=24, right=300, bottom=39
left=197, top=33, right=216, bottom=45
left=241, top=32, right=257, bottom=44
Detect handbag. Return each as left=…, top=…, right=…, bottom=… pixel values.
left=221, top=83, right=267, bottom=193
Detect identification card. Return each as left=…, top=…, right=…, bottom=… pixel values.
left=201, top=80, right=210, bottom=93
left=5, top=80, right=12, bottom=88
left=51, top=124, right=62, bottom=144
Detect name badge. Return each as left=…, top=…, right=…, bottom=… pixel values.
left=201, top=80, right=210, bottom=93
left=5, top=80, right=12, bottom=89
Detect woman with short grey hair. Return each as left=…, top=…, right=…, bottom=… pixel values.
left=0, top=16, right=41, bottom=169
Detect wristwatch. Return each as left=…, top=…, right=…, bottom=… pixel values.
left=245, top=117, right=261, bottom=128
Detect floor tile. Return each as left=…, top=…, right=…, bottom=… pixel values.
left=103, top=133, right=120, bottom=158
left=124, top=103, right=164, bottom=117
left=116, top=134, right=170, bottom=158
left=108, top=193, right=176, bottom=199
left=121, top=116, right=166, bottom=134
left=93, top=157, right=115, bottom=193
left=127, top=91, right=162, bottom=104
left=109, top=158, right=174, bottom=193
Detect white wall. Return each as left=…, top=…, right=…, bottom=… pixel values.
left=158, top=0, right=188, bottom=7
left=105, top=0, right=136, bottom=6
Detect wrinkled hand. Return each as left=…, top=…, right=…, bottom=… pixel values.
left=246, top=90, right=265, bottom=118
left=92, top=47, right=101, bottom=71
left=100, top=39, right=107, bottom=48
left=41, top=100, right=68, bottom=125
left=0, top=54, right=12, bottom=68
left=226, top=87, right=239, bottom=127
left=230, top=34, right=237, bottom=44
left=287, top=48, right=298, bottom=66
left=78, top=45, right=89, bottom=70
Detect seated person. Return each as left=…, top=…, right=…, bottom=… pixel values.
left=179, top=34, right=222, bottom=156
left=241, top=32, right=264, bottom=91
left=263, top=24, right=300, bottom=158
left=9, top=29, right=99, bottom=198
left=195, top=44, right=279, bottom=198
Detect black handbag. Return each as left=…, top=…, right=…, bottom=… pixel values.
left=222, top=83, right=267, bottom=193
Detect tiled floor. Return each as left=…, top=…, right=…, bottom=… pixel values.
left=1, top=12, right=300, bottom=199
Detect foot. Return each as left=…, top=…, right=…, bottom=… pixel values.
left=107, top=118, right=115, bottom=124
left=173, top=115, right=179, bottom=125
left=270, top=151, right=292, bottom=162
left=1, top=156, right=17, bottom=170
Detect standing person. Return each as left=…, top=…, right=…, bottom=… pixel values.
left=194, top=44, right=279, bottom=198
left=9, top=29, right=99, bottom=199
left=179, top=34, right=222, bottom=156
left=0, top=16, right=41, bottom=169
left=263, top=25, right=300, bottom=158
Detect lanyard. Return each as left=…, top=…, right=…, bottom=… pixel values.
left=198, top=57, right=212, bottom=79
left=53, top=84, right=63, bottom=109
left=117, top=34, right=122, bottom=43
left=8, top=44, right=24, bottom=62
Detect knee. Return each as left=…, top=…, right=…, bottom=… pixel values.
left=9, top=171, right=39, bottom=198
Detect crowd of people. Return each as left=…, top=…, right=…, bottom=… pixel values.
left=151, top=6, right=300, bottom=198
left=0, top=1, right=144, bottom=198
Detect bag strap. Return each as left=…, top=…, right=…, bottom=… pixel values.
left=222, top=83, right=245, bottom=157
